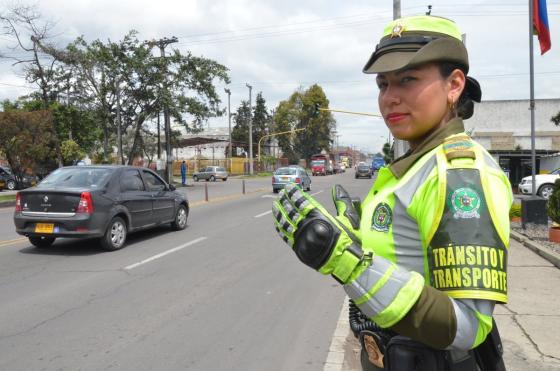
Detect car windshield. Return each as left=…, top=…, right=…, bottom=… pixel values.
left=217, top=167, right=226, bottom=172
left=38, top=167, right=113, bottom=188
left=275, top=168, right=296, bottom=175
left=311, top=160, right=324, bottom=166
left=358, top=165, right=370, bottom=170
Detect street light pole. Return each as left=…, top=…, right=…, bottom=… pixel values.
left=246, top=83, right=253, bottom=175
left=224, top=88, right=232, bottom=171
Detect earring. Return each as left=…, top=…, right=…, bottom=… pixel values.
left=448, top=98, right=456, bottom=112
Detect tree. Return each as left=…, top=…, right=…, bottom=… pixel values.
left=552, top=111, right=560, bottom=126
left=231, top=100, right=251, bottom=155
left=60, top=139, right=85, bottom=165
left=252, top=92, right=270, bottom=155
left=0, top=110, right=57, bottom=180
left=273, top=84, right=335, bottom=162
left=382, top=142, right=394, bottom=163
left=0, top=4, right=66, bottom=166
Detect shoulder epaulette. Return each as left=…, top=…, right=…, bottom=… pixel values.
left=442, top=134, right=476, bottom=161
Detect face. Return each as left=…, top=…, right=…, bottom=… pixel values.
left=376, top=63, right=464, bottom=149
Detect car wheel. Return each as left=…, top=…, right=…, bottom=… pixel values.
left=539, top=184, right=554, bottom=199
left=29, top=236, right=55, bottom=248
left=273, top=189, right=279, bottom=194
left=306, top=184, right=311, bottom=192
left=7, top=180, right=16, bottom=190
left=222, top=177, right=227, bottom=181
left=101, top=216, right=127, bottom=251
left=210, top=175, right=216, bottom=182
left=171, top=204, right=188, bottom=231
left=193, top=175, right=199, bottom=182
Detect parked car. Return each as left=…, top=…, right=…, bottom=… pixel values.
left=272, top=166, right=311, bottom=193
left=355, top=164, right=372, bottom=179
left=518, top=168, right=560, bottom=199
left=13, top=165, right=189, bottom=250
left=192, top=166, right=228, bottom=182
left=0, top=175, right=5, bottom=191
left=0, top=166, right=38, bottom=190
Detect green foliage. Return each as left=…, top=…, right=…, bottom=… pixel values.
left=273, top=84, right=335, bottom=162
left=231, top=100, right=251, bottom=155
left=60, top=139, right=86, bottom=165
left=546, top=179, right=560, bottom=224
left=382, top=142, right=394, bottom=163
left=0, top=110, right=57, bottom=178
left=552, top=111, right=560, bottom=126
left=509, top=203, right=521, bottom=219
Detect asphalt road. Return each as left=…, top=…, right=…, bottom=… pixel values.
left=0, top=170, right=373, bottom=371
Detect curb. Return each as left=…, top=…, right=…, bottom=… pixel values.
left=510, top=230, right=560, bottom=269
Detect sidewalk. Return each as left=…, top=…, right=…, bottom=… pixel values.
left=340, top=235, right=560, bottom=371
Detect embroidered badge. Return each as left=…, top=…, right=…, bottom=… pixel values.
left=450, top=187, right=481, bottom=219
left=371, top=203, right=393, bottom=232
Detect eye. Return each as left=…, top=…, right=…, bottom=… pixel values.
left=376, top=81, right=388, bottom=90
left=400, top=76, right=416, bottom=84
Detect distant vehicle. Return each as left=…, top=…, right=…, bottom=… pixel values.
left=272, top=166, right=311, bottom=193
left=192, top=166, right=228, bottom=182
left=371, top=157, right=386, bottom=172
left=518, top=168, right=560, bottom=199
left=355, top=164, right=372, bottom=179
left=0, top=166, right=38, bottom=190
left=0, top=175, right=5, bottom=191
left=13, top=166, right=189, bottom=250
left=310, top=153, right=334, bottom=176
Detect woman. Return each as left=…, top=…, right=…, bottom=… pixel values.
left=272, top=15, right=511, bottom=371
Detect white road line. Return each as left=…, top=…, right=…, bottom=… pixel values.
left=261, top=195, right=277, bottom=198
left=310, top=190, right=324, bottom=196
left=254, top=210, right=272, bottom=218
left=324, top=298, right=351, bottom=371
left=124, top=237, right=207, bottom=270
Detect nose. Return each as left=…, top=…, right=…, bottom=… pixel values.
left=379, top=84, right=401, bottom=107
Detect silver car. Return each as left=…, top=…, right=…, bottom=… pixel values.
left=192, top=166, right=228, bottom=182
left=272, top=166, right=311, bottom=193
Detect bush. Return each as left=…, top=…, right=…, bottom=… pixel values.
left=546, top=179, right=560, bottom=224
left=509, top=203, right=521, bottom=219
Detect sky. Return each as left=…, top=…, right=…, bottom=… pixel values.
left=0, top=0, right=559, bottom=154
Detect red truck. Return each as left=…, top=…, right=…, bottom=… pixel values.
left=310, top=153, right=334, bottom=176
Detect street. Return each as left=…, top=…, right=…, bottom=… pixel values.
left=0, top=170, right=372, bottom=371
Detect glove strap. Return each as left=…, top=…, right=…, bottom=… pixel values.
left=332, top=244, right=364, bottom=284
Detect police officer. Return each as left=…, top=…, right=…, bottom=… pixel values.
left=272, top=15, right=511, bottom=371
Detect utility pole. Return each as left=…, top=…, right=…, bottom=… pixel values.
left=246, top=83, right=254, bottom=175
left=392, top=0, right=409, bottom=159
left=116, top=82, right=123, bottom=165
left=224, top=88, right=232, bottom=170
left=148, top=36, right=178, bottom=182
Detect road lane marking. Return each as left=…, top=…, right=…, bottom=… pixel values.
left=0, top=237, right=27, bottom=247
left=323, top=299, right=350, bottom=371
left=254, top=210, right=272, bottom=218
left=124, top=237, right=207, bottom=270
left=310, top=190, right=323, bottom=196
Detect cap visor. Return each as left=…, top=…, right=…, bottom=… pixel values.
left=363, top=51, right=416, bottom=74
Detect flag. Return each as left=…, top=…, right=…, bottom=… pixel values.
left=533, top=0, right=551, bottom=54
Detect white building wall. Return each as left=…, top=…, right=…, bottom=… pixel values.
left=465, top=99, right=560, bottom=151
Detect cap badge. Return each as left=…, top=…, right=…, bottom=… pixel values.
left=391, top=23, right=404, bottom=38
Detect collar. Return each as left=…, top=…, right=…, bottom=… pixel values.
left=389, top=117, right=465, bottom=178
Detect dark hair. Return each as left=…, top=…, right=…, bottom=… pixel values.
left=438, top=62, right=475, bottom=119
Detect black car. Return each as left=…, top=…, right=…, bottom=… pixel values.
left=14, top=166, right=189, bottom=250
left=0, top=166, right=37, bottom=190
left=355, top=164, right=372, bottom=179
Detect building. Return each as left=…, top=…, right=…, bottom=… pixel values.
left=465, top=99, right=560, bottom=184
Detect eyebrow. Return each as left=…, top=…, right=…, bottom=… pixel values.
left=377, top=67, right=421, bottom=80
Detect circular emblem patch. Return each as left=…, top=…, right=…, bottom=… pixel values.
left=371, top=203, right=392, bottom=232
left=450, top=187, right=481, bottom=219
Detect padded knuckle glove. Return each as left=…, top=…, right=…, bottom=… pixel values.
left=272, top=183, right=369, bottom=284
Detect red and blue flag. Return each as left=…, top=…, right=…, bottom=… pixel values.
left=533, top=0, right=551, bottom=54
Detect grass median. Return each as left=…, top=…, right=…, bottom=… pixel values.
left=0, top=194, right=16, bottom=202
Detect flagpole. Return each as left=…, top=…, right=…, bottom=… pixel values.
left=529, top=0, right=537, bottom=196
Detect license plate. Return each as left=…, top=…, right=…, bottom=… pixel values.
left=35, top=223, right=54, bottom=234
left=281, top=177, right=289, bottom=181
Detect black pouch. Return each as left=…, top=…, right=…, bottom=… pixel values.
left=383, top=336, right=449, bottom=371
left=474, top=318, right=506, bottom=371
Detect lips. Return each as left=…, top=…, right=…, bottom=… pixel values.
left=385, top=113, right=408, bottom=123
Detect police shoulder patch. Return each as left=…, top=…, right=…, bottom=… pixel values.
left=371, top=202, right=392, bottom=232
left=443, top=134, right=476, bottom=162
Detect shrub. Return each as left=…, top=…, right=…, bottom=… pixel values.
left=546, top=179, right=560, bottom=224
left=509, top=203, right=521, bottom=219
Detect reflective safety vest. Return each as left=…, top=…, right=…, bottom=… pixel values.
left=360, top=133, right=512, bottom=303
